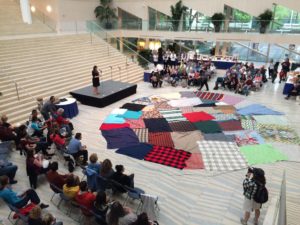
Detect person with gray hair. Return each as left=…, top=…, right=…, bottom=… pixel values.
left=53, top=108, right=73, bottom=136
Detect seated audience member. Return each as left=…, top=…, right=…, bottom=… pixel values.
left=36, top=97, right=44, bottom=113
left=63, top=174, right=79, bottom=199
left=285, top=78, right=300, bottom=100
left=46, top=162, right=69, bottom=190
left=53, top=108, right=73, bottom=134
left=0, top=118, right=17, bottom=143
left=106, top=201, right=137, bottom=225
left=0, top=160, right=17, bottom=184
left=50, top=129, right=66, bottom=150
left=187, top=70, right=195, bottom=86
left=130, top=212, right=158, bottom=225
left=1, top=115, right=13, bottom=129
left=100, top=159, right=114, bottom=178
left=240, top=75, right=254, bottom=96
left=67, top=133, right=88, bottom=165
left=29, top=109, right=42, bottom=123
left=26, top=149, right=48, bottom=189
left=42, top=213, right=63, bottom=225
left=228, top=73, right=239, bottom=91
left=86, top=153, right=101, bottom=191
left=213, top=71, right=229, bottom=90
left=28, top=205, right=43, bottom=225
left=28, top=116, right=47, bottom=138
left=150, top=72, right=158, bottom=88
left=41, top=96, right=57, bottom=120
left=112, top=165, right=134, bottom=188
left=0, top=175, right=49, bottom=209
left=75, top=181, right=96, bottom=215
left=93, top=191, right=110, bottom=223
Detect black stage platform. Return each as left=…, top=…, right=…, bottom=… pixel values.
left=70, top=80, right=137, bottom=108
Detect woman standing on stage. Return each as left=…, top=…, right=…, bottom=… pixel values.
left=92, top=65, right=101, bottom=95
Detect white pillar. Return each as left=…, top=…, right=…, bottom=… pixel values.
left=20, top=0, right=32, bottom=24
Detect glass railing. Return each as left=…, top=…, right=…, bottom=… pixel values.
left=87, top=21, right=153, bottom=71
left=101, top=18, right=300, bottom=34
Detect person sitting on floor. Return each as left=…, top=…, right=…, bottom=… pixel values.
left=27, top=116, right=47, bottom=138
left=0, top=175, right=49, bottom=209
left=75, top=181, right=96, bottom=216
left=63, top=174, right=80, bottom=199
left=53, top=108, right=73, bottom=136
left=0, top=160, right=17, bottom=185
left=111, top=165, right=134, bottom=188
left=106, top=201, right=137, bottom=225
left=46, top=161, right=69, bottom=190
left=50, top=129, right=66, bottom=150
left=67, top=133, right=88, bottom=166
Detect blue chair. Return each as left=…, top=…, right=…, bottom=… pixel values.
left=123, top=186, right=145, bottom=208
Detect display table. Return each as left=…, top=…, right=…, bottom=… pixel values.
left=56, top=98, right=79, bottom=118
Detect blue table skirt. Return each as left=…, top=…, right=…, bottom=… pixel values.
left=59, top=101, right=79, bottom=118
left=144, top=72, right=151, bottom=82
left=283, top=83, right=294, bottom=95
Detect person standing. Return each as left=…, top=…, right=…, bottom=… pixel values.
left=41, top=96, right=56, bottom=121
left=241, top=168, right=266, bottom=225
left=268, top=59, right=274, bottom=79
left=92, top=65, right=101, bottom=95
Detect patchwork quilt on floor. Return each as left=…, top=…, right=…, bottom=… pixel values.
left=183, top=112, right=215, bottom=123
left=103, top=114, right=126, bottom=124
left=180, top=91, right=197, bottom=98
left=218, top=120, right=244, bottom=131
left=168, top=121, right=197, bottom=132
left=121, top=103, right=146, bottom=111
left=148, top=132, right=175, bottom=148
left=116, top=143, right=153, bottom=159
left=240, top=116, right=258, bottom=130
left=142, top=110, right=163, bottom=119
left=240, top=144, right=288, bottom=165
left=154, top=101, right=175, bottom=110
left=171, top=131, right=204, bottom=153
left=133, top=128, right=149, bottom=143
left=194, top=91, right=224, bottom=101
left=119, top=110, right=142, bottom=119
left=101, top=127, right=140, bottom=149
left=168, top=97, right=202, bottom=107
left=212, top=113, right=238, bottom=121
left=224, top=130, right=264, bottom=146
left=197, top=141, right=248, bottom=171
left=252, top=115, right=289, bottom=126
left=144, top=145, right=191, bottom=169
left=179, top=106, right=194, bottom=113
left=221, top=95, right=244, bottom=105
left=202, top=133, right=235, bottom=142
left=125, top=118, right=146, bottom=129
left=100, top=123, right=130, bottom=130
left=159, top=109, right=187, bottom=122
left=143, top=118, right=172, bottom=132
left=237, top=104, right=284, bottom=116
left=213, top=105, right=236, bottom=114
left=132, top=97, right=152, bottom=105
left=184, top=153, right=205, bottom=169
left=258, top=124, right=300, bottom=144
left=193, top=121, right=222, bottom=133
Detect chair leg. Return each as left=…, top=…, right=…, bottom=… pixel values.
left=57, top=198, right=63, bottom=209
left=50, top=193, right=56, bottom=202
left=123, top=195, right=129, bottom=206
left=136, top=201, right=142, bottom=214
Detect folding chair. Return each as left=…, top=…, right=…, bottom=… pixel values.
left=123, top=186, right=145, bottom=210
left=7, top=204, right=29, bottom=225
left=49, top=183, right=63, bottom=204
left=137, top=194, right=160, bottom=221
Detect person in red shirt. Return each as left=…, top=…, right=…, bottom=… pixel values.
left=75, top=181, right=96, bottom=216
left=46, top=162, right=69, bottom=190
left=53, top=108, right=73, bottom=136
left=49, top=130, right=66, bottom=149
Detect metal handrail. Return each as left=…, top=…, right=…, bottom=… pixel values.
left=1, top=68, right=37, bottom=103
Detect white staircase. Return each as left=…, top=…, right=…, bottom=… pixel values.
left=0, top=34, right=144, bottom=124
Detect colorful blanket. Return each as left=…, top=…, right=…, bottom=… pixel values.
left=224, top=130, right=264, bottom=146
left=197, top=141, right=248, bottom=171
left=258, top=124, right=300, bottom=144
left=133, top=128, right=149, bottom=143
left=252, top=115, right=289, bottom=126
left=142, top=110, right=163, bottom=119
left=240, top=144, right=288, bottom=165
left=240, top=115, right=258, bottom=130
left=144, top=145, right=191, bottom=169
left=212, top=113, right=238, bottom=121
left=116, top=143, right=153, bottom=159
left=194, top=91, right=224, bottom=101
left=154, top=101, right=175, bottom=110
left=118, top=110, right=142, bottom=119
left=184, top=153, right=205, bottom=169
left=237, top=104, right=284, bottom=116
left=180, top=91, right=197, bottom=98
left=103, top=114, right=126, bottom=124
left=179, top=106, right=194, bottom=113
left=132, top=97, right=152, bottom=105
left=221, top=95, right=244, bottom=105
left=101, top=127, right=140, bottom=149
left=193, top=121, right=222, bottom=133
left=143, top=118, right=172, bottom=132
left=171, top=131, right=204, bottom=153
left=100, top=123, right=130, bottom=130
left=218, top=120, right=244, bottom=131
left=121, top=103, right=146, bottom=111
left=168, top=97, right=202, bottom=108
left=183, top=112, right=215, bottom=123
left=159, top=109, right=187, bottom=122
left=169, top=121, right=197, bottom=132
left=213, top=105, right=236, bottom=114
left=125, top=118, right=146, bottom=129
left=148, top=132, right=175, bottom=148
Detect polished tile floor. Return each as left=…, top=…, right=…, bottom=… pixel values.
left=1, top=72, right=299, bottom=225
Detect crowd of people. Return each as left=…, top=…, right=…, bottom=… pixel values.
left=0, top=96, right=157, bottom=225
